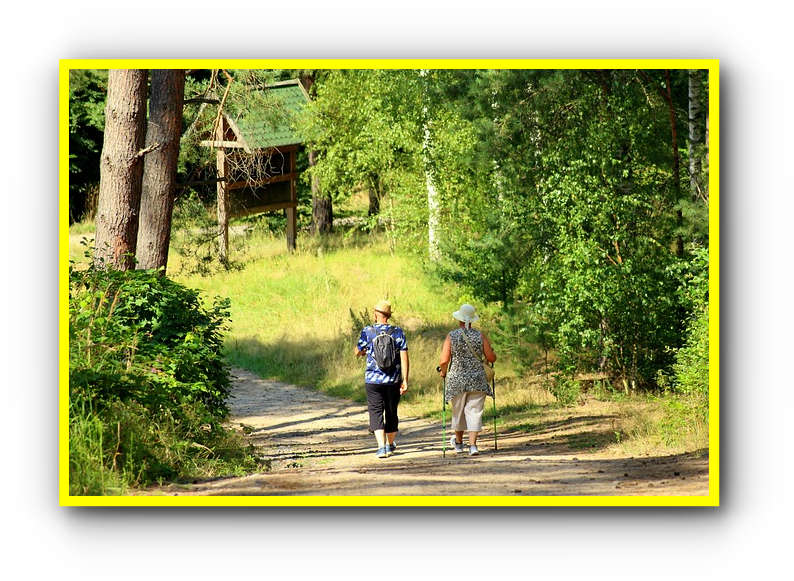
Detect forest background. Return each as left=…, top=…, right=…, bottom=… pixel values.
left=65, top=63, right=714, bottom=499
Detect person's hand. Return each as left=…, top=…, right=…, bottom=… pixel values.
left=400, top=380, right=408, bottom=395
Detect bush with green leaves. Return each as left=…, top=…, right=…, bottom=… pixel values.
left=671, top=246, right=709, bottom=411
left=68, top=262, right=262, bottom=494
left=70, top=263, right=232, bottom=413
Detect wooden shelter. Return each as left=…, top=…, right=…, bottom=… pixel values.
left=200, top=79, right=311, bottom=255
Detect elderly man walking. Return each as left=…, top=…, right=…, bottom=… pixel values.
left=355, top=300, right=409, bottom=458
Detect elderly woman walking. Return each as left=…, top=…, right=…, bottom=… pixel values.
left=438, top=303, right=496, bottom=456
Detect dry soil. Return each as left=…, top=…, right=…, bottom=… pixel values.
left=143, top=368, right=709, bottom=498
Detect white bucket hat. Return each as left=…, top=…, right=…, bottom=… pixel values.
left=453, top=303, right=479, bottom=329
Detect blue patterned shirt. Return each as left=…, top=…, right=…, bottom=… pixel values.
left=357, top=324, right=408, bottom=385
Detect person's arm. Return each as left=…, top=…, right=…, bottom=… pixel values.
left=439, top=334, right=451, bottom=377
left=400, top=350, right=409, bottom=394
left=482, top=333, right=497, bottom=364
left=355, top=329, right=368, bottom=357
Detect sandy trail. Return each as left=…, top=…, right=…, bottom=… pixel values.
left=143, top=368, right=709, bottom=498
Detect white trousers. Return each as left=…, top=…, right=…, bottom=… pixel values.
left=450, top=391, right=487, bottom=432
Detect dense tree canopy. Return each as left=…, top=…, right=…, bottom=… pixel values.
left=298, top=68, right=709, bottom=389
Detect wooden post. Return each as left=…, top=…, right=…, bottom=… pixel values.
left=286, top=150, right=297, bottom=252
left=216, top=117, right=230, bottom=265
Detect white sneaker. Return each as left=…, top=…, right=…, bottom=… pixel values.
left=450, top=436, right=464, bottom=454
left=469, top=445, right=480, bottom=456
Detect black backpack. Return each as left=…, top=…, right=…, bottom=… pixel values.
left=368, top=325, right=399, bottom=372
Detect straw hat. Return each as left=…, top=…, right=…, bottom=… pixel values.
left=453, top=303, right=479, bottom=328
left=374, top=300, right=393, bottom=317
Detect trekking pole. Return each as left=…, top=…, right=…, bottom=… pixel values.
left=492, top=376, right=498, bottom=451
left=438, top=366, right=446, bottom=458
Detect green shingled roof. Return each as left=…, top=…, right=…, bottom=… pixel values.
left=231, top=80, right=310, bottom=150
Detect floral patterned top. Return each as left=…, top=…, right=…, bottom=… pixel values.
left=444, top=328, right=494, bottom=402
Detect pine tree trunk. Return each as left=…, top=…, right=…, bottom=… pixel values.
left=94, top=69, right=149, bottom=270
left=665, top=69, right=684, bottom=257
left=137, top=69, right=185, bottom=273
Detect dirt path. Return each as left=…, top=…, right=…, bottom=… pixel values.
left=145, top=368, right=708, bottom=497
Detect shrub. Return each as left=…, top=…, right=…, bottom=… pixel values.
left=69, top=263, right=231, bottom=415
left=671, top=246, right=709, bottom=419
left=68, top=262, right=262, bottom=494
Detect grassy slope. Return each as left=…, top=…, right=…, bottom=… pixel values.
left=69, top=223, right=707, bottom=457
left=171, top=231, right=493, bottom=411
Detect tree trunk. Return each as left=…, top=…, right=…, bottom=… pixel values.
left=426, top=169, right=439, bottom=259
left=94, top=69, right=149, bottom=270
left=216, top=117, right=230, bottom=266
left=300, top=71, right=334, bottom=236
left=137, top=69, right=186, bottom=273
left=422, top=105, right=439, bottom=259
left=688, top=69, right=705, bottom=202
left=419, top=69, right=440, bottom=261
left=367, top=180, right=380, bottom=217
left=664, top=69, right=684, bottom=257
left=309, top=149, right=333, bottom=234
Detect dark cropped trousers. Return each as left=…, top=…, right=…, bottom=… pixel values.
left=365, top=383, right=401, bottom=432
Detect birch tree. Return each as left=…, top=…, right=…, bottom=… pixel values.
left=688, top=69, right=705, bottom=202
left=421, top=69, right=440, bottom=261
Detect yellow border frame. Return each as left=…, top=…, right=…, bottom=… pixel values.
left=58, top=59, right=720, bottom=507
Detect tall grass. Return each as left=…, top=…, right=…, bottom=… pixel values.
left=69, top=399, right=128, bottom=495
left=171, top=230, right=481, bottom=405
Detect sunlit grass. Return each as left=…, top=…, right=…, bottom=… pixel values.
left=66, top=224, right=708, bottom=458
left=171, top=229, right=470, bottom=404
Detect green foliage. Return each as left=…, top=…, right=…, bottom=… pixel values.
left=69, top=398, right=128, bottom=495
left=670, top=246, right=709, bottom=417
left=69, top=396, right=264, bottom=495
left=659, top=395, right=708, bottom=448
left=418, top=69, right=708, bottom=389
left=548, top=376, right=582, bottom=407
left=68, top=257, right=262, bottom=494
left=169, top=192, right=249, bottom=277
left=482, top=304, right=544, bottom=377
left=297, top=69, right=424, bottom=207
left=68, top=69, right=108, bottom=222
left=175, top=67, right=710, bottom=398
left=70, top=259, right=232, bottom=413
